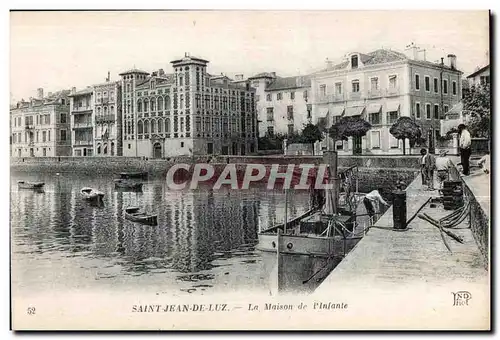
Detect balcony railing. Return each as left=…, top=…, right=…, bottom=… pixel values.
left=386, top=87, right=400, bottom=97
left=316, top=94, right=345, bottom=104
left=72, top=106, right=93, bottom=113
left=25, top=124, right=34, bottom=130
left=73, top=122, right=93, bottom=129
left=368, top=89, right=383, bottom=99
left=95, top=114, right=115, bottom=123
left=74, top=140, right=93, bottom=146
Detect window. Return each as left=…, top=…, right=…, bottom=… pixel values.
left=128, top=143, right=131, bottom=149
left=390, top=135, right=399, bottom=149
left=426, top=104, right=431, bottom=119
left=320, top=84, right=326, bottom=96
left=336, top=141, right=344, bottom=150
left=389, top=75, right=397, bottom=89
left=287, top=106, right=294, bottom=120
left=267, top=126, right=274, bottom=136
left=48, top=131, right=51, bottom=141
left=480, top=76, right=490, bottom=85
left=415, top=74, right=420, bottom=90
left=158, top=97, right=163, bottom=111
left=425, top=76, right=430, bottom=91
left=351, top=55, right=359, bottom=69
left=181, top=142, right=184, bottom=148
left=277, top=93, right=283, bottom=101
left=452, top=81, right=457, bottom=95
left=42, top=131, right=46, bottom=142
left=434, top=104, right=439, bottom=119
left=387, top=111, right=399, bottom=124
left=266, top=94, right=272, bottom=101
left=290, top=92, right=295, bottom=100
left=434, top=78, right=439, bottom=93
left=369, top=112, right=381, bottom=125
left=443, top=79, right=448, bottom=94
left=60, top=129, right=66, bottom=141
left=266, top=108, right=274, bottom=121
left=352, top=80, right=360, bottom=93
left=288, top=124, right=294, bottom=135
left=371, top=131, right=380, bottom=149
left=303, top=90, right=308, bottom=101
left=335, top=82, right=342, bottom=95
left=444, top=105, right=449, bottom=113
left=370, top=77, right=379, bottom=91
left=307, top=104, right=312, bottom=119
left=179, top=75, right=183, bottom=86
left=416, top=103, right=421, bottom=119
left=151, top=98, right=156, bottom=111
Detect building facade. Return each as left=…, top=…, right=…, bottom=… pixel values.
left=311, top=48, right=462, bottom=155
left=466, top=64, right=490, bottom=87
left=249, top=73, right=312, bottom=137
left=69, top=80, right=122, bottom=156
left=11, top=88, right=71, bottom=157
left=121, top=54, right=258, bottom=158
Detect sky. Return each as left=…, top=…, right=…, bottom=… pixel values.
left=10, top=10, right=489, bottom=102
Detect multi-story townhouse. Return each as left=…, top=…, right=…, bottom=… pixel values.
left=69, top=87, right=94, bottom=156
left=94, top=81, right=122, bottom=156
left=121, top=54, right=258, bottom=157
left=10, top=88, right=71, bottom=157
left=311, top=48, right=462, bottom=155
left=466, top=64, right=490, bottom=87
left=69, top=79, right=122, bottom=156
left=249, top=73, right=312, bottom=137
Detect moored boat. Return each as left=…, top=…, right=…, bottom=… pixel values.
left=114, top=179, right=143, bottom=190
left=119, top=172, right=148, bottom=179
left=80, top=187, right=105, bottom=201
left=18, top=181, right=45, bottom=189
left=125, top=207, right=158, bottom=226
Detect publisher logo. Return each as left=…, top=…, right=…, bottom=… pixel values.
left=452, top=291, right=471, bottom=306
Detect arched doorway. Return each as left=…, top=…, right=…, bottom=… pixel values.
left=153, top=142, right=162, bottom=159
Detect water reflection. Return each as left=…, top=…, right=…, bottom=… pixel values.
left=11, top=172, right=310, bottom=294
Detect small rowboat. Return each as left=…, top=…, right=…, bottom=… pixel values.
left=125, top=207, right=158, bottom=226
left=120, top=172, right=148, bottom=179
left=81, top=187, right=105, bottom=201
left=114, top=179, right=143, bottom=190
left=18, top=181, right=45, bottom=189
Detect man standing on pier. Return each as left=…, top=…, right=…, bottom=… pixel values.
left=363, top=188, right=390, bottom=223
left=458, top=124, right=472, bottom=176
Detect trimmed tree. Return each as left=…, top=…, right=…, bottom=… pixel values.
left=301, top=123, right=323, bottom=155
left=463, top=83, right=490, bottom=138
left=329, top=116, right=372, bottom=154
left=389, top=117, right=422, bottom=155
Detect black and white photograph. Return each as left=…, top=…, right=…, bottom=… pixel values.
left=9, top=9, right=491, bottom=330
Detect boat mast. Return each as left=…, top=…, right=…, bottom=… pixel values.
left=323, top=150, right=338, bottom=214
left=283, top=188, right=288, bottom=234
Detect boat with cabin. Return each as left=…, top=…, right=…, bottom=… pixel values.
left=114, top=179, right=143, bottom=191
left=80, top=187, right=105, bottom=202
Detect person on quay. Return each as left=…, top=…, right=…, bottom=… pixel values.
left=435, top=149, right=453, bottom=190
left=478, top=150, right=490, bottom=175
left=420, top=148, right=436, bottom=190
left=458, top=124, right=472, bottom=176
left=363, top=188, right=390, bottom=222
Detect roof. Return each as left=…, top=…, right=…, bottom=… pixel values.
left=248, top=72, right=276, bottom=80
left=170, top=55, right=209, bottom=65
left=119, top=68, right=150, bottom=76
left=265, top=75, right=312, bottom=91
left=135, top=75, right=175, bottom=90
left=466, top=64, right=489, bottom=78
left=68, top=88, right=93, bottom=97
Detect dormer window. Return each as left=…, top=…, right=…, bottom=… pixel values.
left=351, top=55, right=359, bottom=69
left=150, top=80, right=156, bottom=90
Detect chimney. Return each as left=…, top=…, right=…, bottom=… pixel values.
left=404, top=43, right=419, bottom=60
left=159, top=68, right=165, bottom=76
left=296, top=76, right=303, bottom=87
left=235, top=74, right=244, bottom=80
left=441, top=57, right=444, bottom=65
left=71, top=87, right=76, bottom=94
left=447, top=54, right=457, bottom=70
left=326, top=58, right=333, bottom=69
left=37, top=88, right=44, bottom=99
left=106, top=71, right=110, bottom=82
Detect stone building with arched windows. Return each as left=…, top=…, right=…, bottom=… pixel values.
left=120, top=54, right=258, bottom=158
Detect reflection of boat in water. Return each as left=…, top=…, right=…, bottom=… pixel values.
left=119, top=172, right=148, bottom=179
left=114, top=179, right=143, bottom=191
left=18, top=181, right=45, bottom=189
left=80, top=187, right=105, bottom=202
left=125, top=207, right=158, bottom=226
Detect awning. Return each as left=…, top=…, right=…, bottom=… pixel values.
left=447, top=102, right=463, bottom=115
left=386, top=102, right=400, bottom=112
left=366, top=103, right=382, bottom=114
left=331, top=106, right=345, bottom=116
left=344, top=106, right=365, bottom=117
left=318, top=107, right=329, bottom=118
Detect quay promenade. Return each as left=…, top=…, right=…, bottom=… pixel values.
left=314, top=161, right=490, bottom=330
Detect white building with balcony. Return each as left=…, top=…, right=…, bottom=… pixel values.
left=69, top=87, right=94, bottom=156
left=311, top=48, right=462, bottom=155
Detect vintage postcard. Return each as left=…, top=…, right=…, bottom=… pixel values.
left=9, top=10, right=490, bottom=330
